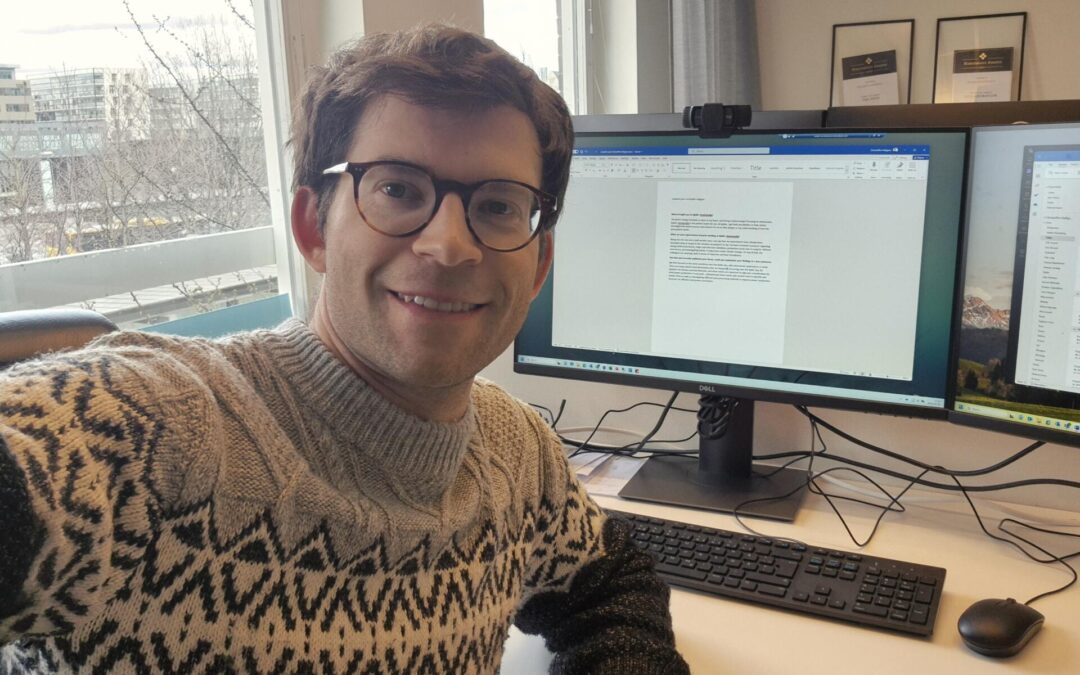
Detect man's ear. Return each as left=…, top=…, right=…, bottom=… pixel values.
left=530, top=230, right=554, bottom=299
left=291, top=186, right=326, bottom=273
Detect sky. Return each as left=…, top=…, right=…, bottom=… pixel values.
left=0, top=0, right=254, bottom=77
left=2, top=0, right=560, bottom=78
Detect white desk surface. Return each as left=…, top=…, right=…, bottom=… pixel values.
left=500, top=489, right=1080, bottom=674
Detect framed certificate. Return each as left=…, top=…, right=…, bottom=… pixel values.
left=830, top=19, right=914, bottom=107
left=933, top=12, right=1027, bottom=103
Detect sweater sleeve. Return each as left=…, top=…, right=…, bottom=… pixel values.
left=513, top=418, right=689, bottom=675
left=0, top=349, right=211, bottom=644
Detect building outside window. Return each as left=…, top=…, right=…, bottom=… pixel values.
left=0, top=0, right=284, bottom=337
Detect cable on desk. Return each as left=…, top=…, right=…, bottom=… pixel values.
left=795, top=405, right=1046, bottom=477
left=770, top=407, right=1080, bottom=607
left=731, top=416, right=926, bottom=548
left=529, top=399, right=567, bottom=428
left=949, top=472, right=1079, bottom=607
left=547, top=394, right=699, bottom=458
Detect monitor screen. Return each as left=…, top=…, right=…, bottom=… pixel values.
left=516, top=128, right=969, bottom=418
left=951, top=122, right=1080, bottom=446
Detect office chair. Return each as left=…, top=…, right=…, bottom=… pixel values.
left=0, top=308, right=118, bottom=369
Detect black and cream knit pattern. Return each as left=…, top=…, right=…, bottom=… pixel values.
left=0, top=321, right=687, bottom=674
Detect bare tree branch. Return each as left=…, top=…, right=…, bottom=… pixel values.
left=122, top=0, right=269, bottom=206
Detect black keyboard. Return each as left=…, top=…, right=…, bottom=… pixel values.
left=611, top=510, right=946, bottom=637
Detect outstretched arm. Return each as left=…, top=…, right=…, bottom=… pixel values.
left=511, top=411, right=688, bottom=675
left=0, top=350, right=206, bottom=643
left=516, top=505, right=688, bottom=675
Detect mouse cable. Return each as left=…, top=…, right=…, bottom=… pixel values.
left=949, top=472, right=1079, bottom=607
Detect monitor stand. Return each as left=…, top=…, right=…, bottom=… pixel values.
left=618, top=396, right=807, bottom=521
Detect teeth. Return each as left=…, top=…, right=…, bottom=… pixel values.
left=396, top=293, right=478, bottom=313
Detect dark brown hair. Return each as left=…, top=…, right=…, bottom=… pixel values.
left=290, top=24, right=574, bottom=234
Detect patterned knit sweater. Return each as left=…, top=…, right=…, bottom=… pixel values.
left=0, top=320, right=687, bottom=674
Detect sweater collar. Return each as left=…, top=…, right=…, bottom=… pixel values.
left=265, top=319, right=476, bottom=499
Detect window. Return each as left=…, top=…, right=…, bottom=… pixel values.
left=0, top=1, right=288, bottom=337
left=484, top=0, right=577, bottom=110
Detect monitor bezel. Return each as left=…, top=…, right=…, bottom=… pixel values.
left=947, top=122, right=1080, bottom=448
left=515, top=125, right=971, bottom=421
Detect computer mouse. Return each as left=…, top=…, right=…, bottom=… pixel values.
left=957, top=598, right=1044, bottom=657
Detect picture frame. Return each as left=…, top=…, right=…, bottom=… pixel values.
left=933, top=12, right=1027, bottom=103
left=830, top=19, right=914, bottom=108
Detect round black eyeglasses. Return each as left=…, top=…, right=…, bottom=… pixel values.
left=322, top=160, right=558, bottom=252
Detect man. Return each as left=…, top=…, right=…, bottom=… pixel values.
left=0, top=25, right=688, bottom=674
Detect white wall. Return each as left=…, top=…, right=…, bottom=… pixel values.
left=757, top=0, right=1080, bottom=109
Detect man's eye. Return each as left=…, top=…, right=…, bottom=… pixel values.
left=478, top=199, right=519, bottom=217
left=381, top=182, right=413, bottom=199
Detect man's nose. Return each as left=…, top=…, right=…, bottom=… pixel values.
left=411, top=193, right=484, bottom=266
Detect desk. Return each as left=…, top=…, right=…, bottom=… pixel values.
left=500, top=489, right=1080, bottom=674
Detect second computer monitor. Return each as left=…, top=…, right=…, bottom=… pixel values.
left=952, top=122, right=1080, bottom=446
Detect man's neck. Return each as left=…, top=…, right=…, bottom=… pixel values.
left=308, top=298, right=471, bottom=423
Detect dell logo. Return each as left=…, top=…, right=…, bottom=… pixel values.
left=699, top=385, right=717, bottom=393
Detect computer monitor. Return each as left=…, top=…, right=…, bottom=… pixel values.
left=515, top=126, right=969, bottom=520
left=951, top=122, right=1080, bottom=447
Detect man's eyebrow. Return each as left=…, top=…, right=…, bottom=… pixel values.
left=359, top=156, right=539, bottom=185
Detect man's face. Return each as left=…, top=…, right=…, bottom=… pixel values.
left=309, top=96, right=552, bottom=408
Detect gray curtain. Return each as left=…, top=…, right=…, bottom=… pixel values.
left=672, top=0, right=761, bottom=110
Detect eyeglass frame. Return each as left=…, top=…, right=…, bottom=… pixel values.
left=321, top=160, right=559, bottom=252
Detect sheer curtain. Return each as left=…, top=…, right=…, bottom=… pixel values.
left=671, top=0, right=761, bottom=110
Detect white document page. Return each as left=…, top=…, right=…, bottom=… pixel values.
left=952, top=70, right=1013, bottom=102
left=651, top=180, right=794, bottom=365
left=842, top=72, right=899, bottom=107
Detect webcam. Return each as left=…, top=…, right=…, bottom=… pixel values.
left=682, top=103, right=752, bottom=138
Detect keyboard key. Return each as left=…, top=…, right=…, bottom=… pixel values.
left=758, top=584, right=787, bottom=598
left=854, top=603, right=888, bottom=618
left=746, top=573, right=790, bottom=588
left=915, top=586, right=934, bottom=604
left=656, top=562, right=707, bottom=581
